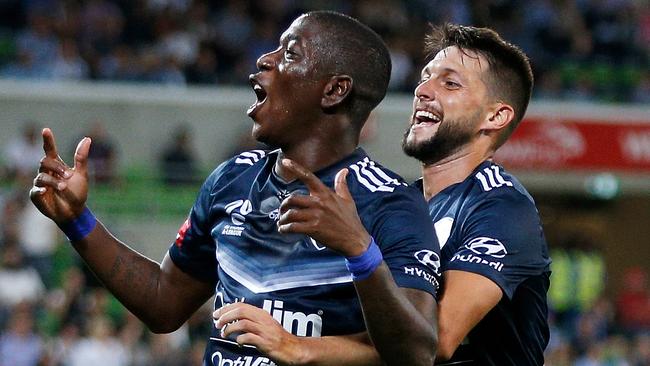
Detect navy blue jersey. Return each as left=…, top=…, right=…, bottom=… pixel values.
left=416, top=160, right=551, bottom=366
left=170, top=148, right=440, bottom=366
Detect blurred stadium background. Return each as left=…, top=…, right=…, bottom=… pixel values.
left=0, top=0, right=648, bottom=365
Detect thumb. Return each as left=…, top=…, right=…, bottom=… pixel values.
left=334, top=168, right=352, bottom=201
left=73, top=137, right=91, bottom=174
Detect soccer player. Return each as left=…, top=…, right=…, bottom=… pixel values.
left=30, top=11, right=440, bottom=366
left=402, top=24, right=552, bottom=365
left=283, top=23, right=552, bottom=365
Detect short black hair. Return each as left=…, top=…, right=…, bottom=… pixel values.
left=303, top=11, right=391, bottom=128
left=425, top=24, right=534, bottom=148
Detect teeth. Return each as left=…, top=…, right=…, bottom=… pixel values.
left=253, top=84, right=262, bottom=91
left=415, top=110, right=440, bottom=122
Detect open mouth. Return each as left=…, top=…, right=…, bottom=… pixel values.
left=413, top=110, right=442, bottom=126
left=247, top=75, right=268, bottom=117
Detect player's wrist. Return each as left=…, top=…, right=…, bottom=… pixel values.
left=272, top=333, right=310, bottom=366
left=57, top=206, right=97, bottom=242
left=345, top=237, right=383, bottom=281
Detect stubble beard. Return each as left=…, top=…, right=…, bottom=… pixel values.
left=401, top=113, right=480, bottom=165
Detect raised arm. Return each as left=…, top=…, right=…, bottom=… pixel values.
left=30, top=128, right=214, bottom=332
left=276, top=159, right=438, bottom=366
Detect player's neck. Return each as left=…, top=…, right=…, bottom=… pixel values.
left=275, top=134, right=358, bottom=181
left=421, top=144, right=493, bottom=200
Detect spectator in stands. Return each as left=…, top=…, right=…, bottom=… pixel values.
left=97, top=45, right=140, bottom=81
left=0, top=304, right=44, bottom=366
left=0, top=241, right=45, bottom=311
left=14, top=8, right=59, bottom=73
left=184, top=43, right=218, bottom=84
left=0, top=50, right=48, bottom=80
left=50, top=38, right=90, bottom=80
left=42, top=266, right=87, bottom=334
left=16, top=195, right=59, bottom=287
left=548, top=233, right=606, bottom=337
left=45, top=321, right=81, bottom=366
left=66, top=315, right=129, bottom=366
left=3, top=123, right=44, bottom=184
left=160, top=124, right=199, bottom=186
left=83, top=121, right=118, bottom=185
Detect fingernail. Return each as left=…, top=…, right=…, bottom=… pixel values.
left=57, top=182, right=66, bottom=190
left=62, top=170, right=72, bottom=178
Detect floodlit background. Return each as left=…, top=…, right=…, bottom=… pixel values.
left=0, top=1, right=648, bottom=365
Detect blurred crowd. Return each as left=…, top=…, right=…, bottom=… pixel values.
left=0, top=123, right=648, bottom=365
left=0, top=0, right=649, bottom=103
left=545, top=235, right=650, bottom=365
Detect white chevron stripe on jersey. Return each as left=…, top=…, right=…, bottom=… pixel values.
left=349, top=158, right=405, bottom=193
left=217, top=247, right=353, bottom=293
left=235, top=150, right=266, bottom=166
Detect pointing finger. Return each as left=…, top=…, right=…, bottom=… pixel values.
left=281, top=158, right=327, bottom=194
left=42, top=128, right=60, bottom=160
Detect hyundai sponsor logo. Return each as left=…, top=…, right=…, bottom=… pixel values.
left=414, top=249, right=441, bottom=274
left=464, top=237, right=507, bottom=258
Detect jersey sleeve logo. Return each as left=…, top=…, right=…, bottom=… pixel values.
left=175, top=218, right=191, bottom=247
left=235, top=150, right=266, bottom=166
left=464, top=237, right=508, bottom=258
left=348, top=157, right=407, bottom=193
left=475, top=166, right=513, bottom=192
left=414, top=249, right=441, bottom=275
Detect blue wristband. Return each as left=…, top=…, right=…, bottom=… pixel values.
left=58, top=207, right=97, bottom=242
left=345, top=237, right=383, bottom=281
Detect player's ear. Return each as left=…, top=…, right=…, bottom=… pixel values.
left=482, top=102, right=514, bottom=132
left=322, top=75, right=352, bottom=109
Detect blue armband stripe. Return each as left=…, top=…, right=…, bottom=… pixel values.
left=345, top=237, right=383, bottom=281
left=58, top=207, right=97, bottom=242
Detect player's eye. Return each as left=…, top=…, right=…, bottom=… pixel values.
left=444, top=80, right=461, bottom=89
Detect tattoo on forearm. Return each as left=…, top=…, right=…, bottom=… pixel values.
left=108, top=255, right=158, bottom=299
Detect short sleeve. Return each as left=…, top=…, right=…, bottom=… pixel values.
left=168, top=161, right=231, bottom=283
left=367, top=186, right=441, bottom=299
left=447, top=192, right=549, bottom=299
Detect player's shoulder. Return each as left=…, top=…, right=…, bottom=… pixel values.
left=468, top=161, right=535, bottom=207
left=343, top=153, right=430, bottom=216
left=205, top=148, right=274, bottom=186
left=344, top=154, right=416, bottom=195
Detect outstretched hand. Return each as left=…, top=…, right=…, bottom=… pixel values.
left=29, top=128, right=91, bottom=224
left=277, top=158, right=371, bottom=257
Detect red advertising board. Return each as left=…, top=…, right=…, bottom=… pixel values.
left=494, top=118, right=650, bottom=172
